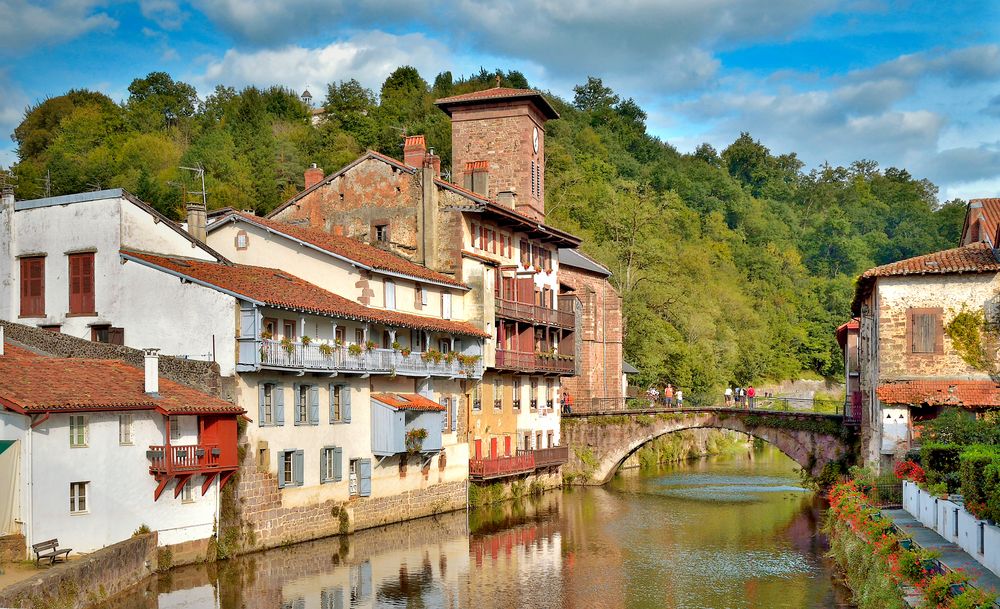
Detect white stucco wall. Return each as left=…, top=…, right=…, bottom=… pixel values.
left=0, top=411, right=28, bottom=538
left=29, top=411, right=218, bottom=553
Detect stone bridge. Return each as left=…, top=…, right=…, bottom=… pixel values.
left=560, top=408, right=856, bottom=484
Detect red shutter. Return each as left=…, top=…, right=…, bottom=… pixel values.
left=20, top=257, right=45, bottom=316
left=68, top=253, right=95, bottom=314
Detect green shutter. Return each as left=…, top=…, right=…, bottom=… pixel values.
left=277, top=451, right=286, bottom=488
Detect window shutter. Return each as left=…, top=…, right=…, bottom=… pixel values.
left=442, top=293, right=451, bottom=319
left=328, top=383, right=336, bottom=424
left=293, top=383, right=302, bottom=425
left=309, top=386, right=320, bottom=424
left=320, top=449, right=328, bottom=483
left=359, top=458, right=372, bottom=496
left=912, top=313, right=938, bottom=353
left=343, top=387, right=352, bottom=423
left=293, top=450, right=304, bottom=486
left=275, top=384, right=285, bottom=425
left=385, top=280, right=396, bottom=310
left=451, top=399, right=457, bottom=432
left=333, top=447, right=343, bottom=481
left=277, top=451, right=286, bottom=488
left=258, top=384, right=266, bottom=426
left=108, top=327, right=124, bottom=345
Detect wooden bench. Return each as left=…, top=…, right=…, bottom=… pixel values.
left=32, top=538, right=71, bottom=566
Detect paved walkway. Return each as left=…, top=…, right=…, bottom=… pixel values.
left=882, top=509, right=1000, bottom=600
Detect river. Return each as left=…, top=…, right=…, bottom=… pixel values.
left=113, top=445, right=853, bottom=609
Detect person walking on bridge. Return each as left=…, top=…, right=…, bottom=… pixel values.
left=664, top=384, right=674, bottom=407
left=724, top=386, right=733, bottom=406
left=676, top=389, right=684, bottom=408
left=747, top=385, right=757, bottom=409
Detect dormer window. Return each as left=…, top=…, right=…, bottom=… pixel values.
left=374, top=224, right=389, bottom=243
left=235, top=230, right=249, bottom=250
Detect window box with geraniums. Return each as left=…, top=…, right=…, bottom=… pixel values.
left=421, top=349, right=443, bottom=364
left=301, top=335, right=312, bottom=346
left=280, top=337, right=294, bottom=354
left=365, top=340, right=378, bottom=352
left=318, top=343, right=334, bottom=359
left=348, top=343, right=363, bottom=356
left=400, top=347, right=412, bottom=358
left=405, top=427, right=428, bottom=454
left=444, top=351, right=457, bottom=364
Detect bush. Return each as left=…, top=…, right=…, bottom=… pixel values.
left=959, top=445, right=1000, bottom=522
left=920, top=443, right=962, bottom=492
left=894, top=460, right=926, bottom=483
left=921, top=410, right=1000, bottom=446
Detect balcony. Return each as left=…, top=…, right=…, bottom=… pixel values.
left=494, top=349, right=575, bottom=375
left=534, top=353, right=575, bottom=374
left=533, top=445, right=569, bottom=468
left=148, top=444, right=223, bottom=475
left=495, top=349, right=536, bottom=372
left=494, top=297, right=574, bottom=329
left=469, top=452, right=536, bottom=480
left=256, top=340, right=482, bottom=378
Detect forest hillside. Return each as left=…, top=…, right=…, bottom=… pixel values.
left=5, top=67, right=966, bottom=400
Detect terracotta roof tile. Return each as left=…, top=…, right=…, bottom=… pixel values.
left=877, top=380, right=1000, bottom=408
left=435, top=87, right=560, bottom=119
left=962, top=198, right=1000, bottom=246
left=861, top=242, right=1000, bottom=279
left=121, top=250, right=488, bottom=338
left=221, top=212, right=467, bottom=288
left=0, top=350, right=242, bottom=415
left=371, top=393, right=445, bottom=412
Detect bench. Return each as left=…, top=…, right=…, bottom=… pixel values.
left=32, top=538, right=71, bottom=566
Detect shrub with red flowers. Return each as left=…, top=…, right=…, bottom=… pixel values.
left=895, top=460, right=927, bottom=483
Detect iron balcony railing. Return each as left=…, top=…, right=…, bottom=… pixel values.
left=258, top=340, right=482, bottom=378
left=147, top=444, right=221, bottom=475
left=494, top=297, right=575, bottom=329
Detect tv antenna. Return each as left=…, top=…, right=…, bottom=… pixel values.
left=179, top=164, right=207, bottom=208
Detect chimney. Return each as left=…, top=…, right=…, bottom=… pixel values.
left=404, top=135, right=427, bottom=168
left=465, top=161, right=489, bottom=196
left=304, top=163, right=324, bottom=190
left=186, top=203, right=207, bottom=242
left=144, top=349, right=160, bottom=395
left=424, top=148, right=441, bottom=178
left=497, top=190, right=517, bottom=209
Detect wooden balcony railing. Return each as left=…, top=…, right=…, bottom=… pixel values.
left=495, top=349, right=536, bottom=372
left=148, top=444, right=221, bottom=475
left=494, top=297, right=575, bottom=329
left=257, top=341, right=482, bottom=378
left=534, top=354, right=575, bottom=374
left=533, top=445, right=569, bottom=468
left=469, top=452, right=536, bottom=480
left=495, top=349, right=575, bottom=374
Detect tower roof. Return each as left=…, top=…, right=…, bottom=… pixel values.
left=435, top=87, right=559, bottom=119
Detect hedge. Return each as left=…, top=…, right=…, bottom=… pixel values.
left=959, top=444, right=1000, bottom=522
left=920, top=442, right=963, bottom=493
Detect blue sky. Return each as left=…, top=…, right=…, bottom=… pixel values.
left=2, top=0, right=999, bottom=200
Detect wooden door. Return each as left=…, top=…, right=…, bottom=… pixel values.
left=474, top=439, right=482, bottom=460
left=490, top=437, right=498, bottom=459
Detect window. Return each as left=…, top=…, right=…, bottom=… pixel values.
left=438, top=339, right=451, bottom=354
left=335, top=326, right=346, bottom=345
left=262, top=384, right=274, bottom=425
left=374, top=224, right=388, bottom=243
left=420, top=285, right=429, bottom=306
left=91, top=325, right=124, bottom=345
left=493, top=378, right=502, bottom=410
left=382, top=330, right=392, bottom=349
left=294, top=385, right=319, bottom=425
left=547, top=431, right=554, bottom=449
left=329, top=384, right=351, bottom=423
left=119, top=414, right=133, bottom=445
left=472, top=384, right=481, bottom=411
left=19, top=256, right=45, bottom=317
left=909, top=308, right=942, bottom=354
left=170, top=416, right=181, bottom=441
left=546, top=379, right=554, bottom=410
left=283, top=320, right=297, bottom=341
left=385, top=280, right=396, bottom=310
left=441, top=292, right=452, bottom=319
left=531, top=160, right=537, bottom=196
left=68, top=252, right=95, bottom=315
left=180, top=480, right=194, bottom=503
left=513, top=378, right=522, bottom=410
left=471, top=223, right=479, bottom=249
left=39, top=324, right=60, bottom=333
left=321, top=446, right=343, bottom=483
left=70, top=481, right=88, bottom=514
left=530, top=379, right=538, bottom=410
left=69, top=415, right=88, bottom=447
left=520, top=240, right=530, bottom=267
left=355, top=328, right=365, bottom=346
left=235, top=230, right=249, bottom=250
left=442, top=397, right=452, bottom=432
left=298, top=385, right=308, bottom=424
left=532, top=245, right=541, bottom=270
left=278, top=449, right=304, bottom=488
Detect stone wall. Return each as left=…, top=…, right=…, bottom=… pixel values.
left=0, top=532, right=158, bottom=609
left=0, top=320, right=235, bottom=401
left=558, top=266, right=623, bottom=404
left=0, top=533, right=24, bottom=563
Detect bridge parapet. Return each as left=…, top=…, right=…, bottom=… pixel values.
left=560, top=409, right=856, bottom=485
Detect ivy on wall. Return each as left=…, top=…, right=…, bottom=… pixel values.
left=944, top=306, right=1000, bottom=377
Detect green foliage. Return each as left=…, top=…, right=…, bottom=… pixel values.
left=921, top=410, right=1000, bottom=446
left=744, top=413, right=851, bottom=439
left=919, top=442, right=962, bottom=492
left=132, top=523, right=151, bottom=536
left=959, top=445, right=1000, bottom=522
left=944, top=307, right=1000, bottom=375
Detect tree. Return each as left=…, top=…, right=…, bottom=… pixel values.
left=127, top=72, right=199, bottom=128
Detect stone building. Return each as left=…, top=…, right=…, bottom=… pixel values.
left=269, top=87, right=581, bottom=485
left=557, top=248, right=624, bottom=406
left=851, top=242, right=1000, bottom=470
left=959, top=198, right=1000, bottom=246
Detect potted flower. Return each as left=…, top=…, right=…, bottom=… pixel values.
left=318, top=343, right=334, bottom=359
left=400, top=347, right=412, bottom=358
left=301, top=335, right=312, bottom=346
left=280, top=337, right=294, bottom=354
left=405, top=427, right=428, bottom=454
left=348, top=343, right=363, bottom=356
left=261, top=330, right=273, bottom=340
left=334, top=338, right=344, bottom=348
left=365, top=340, right=378, bottom=352
left=444, top=351, right=457, bottom=364
left=391, top=341, right=402, bottom=352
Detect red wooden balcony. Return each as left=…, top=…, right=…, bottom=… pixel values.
left=495, top=349, right=536, bottom=372
left=534, top=353, right=575, bottom=374
left=148, top=443, right=238, bottom=501
left=533, top=446, right=569, bottom=468
left=494, top=297, right=575, bottom=329
left=469, top=452, right=536, bottom=480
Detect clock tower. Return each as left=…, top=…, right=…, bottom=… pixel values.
left=435, top=87, right=559, bottom=222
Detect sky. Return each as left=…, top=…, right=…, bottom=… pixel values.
left=1, top=0, right=999, bottom=201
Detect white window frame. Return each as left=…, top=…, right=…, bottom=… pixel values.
left=331, top=385, right=343, bottom=422
left=118, top=413, right=134, bottom=446
left=385, top=280, right=396, bottom=310
left=442, top=292, right=452, bottom=319
left=70, top=481, right=89, bottom=514
left=69, top=415, right=88, bottom=448
left=263, top=383, right=274, bottom=425
left=180, top=480, right=194, bottom=503
left=169, top=415, right=181, bottom=441
left=282, top=451, right=295, bottom=487
left=420, top=285, right=429, bottom=306
left=298, top=385, right=309, bottom=423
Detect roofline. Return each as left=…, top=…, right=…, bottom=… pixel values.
left=434, top=90, right=560, bottom=120
left=14, top=188, right=229, bottom=263
left=208, top=213, right=469, bottom=291
left=268, top=151, right=416, bottom=218
left=120, top=251, right=261, bottom=305
left=558, top=248, right=612, bottom=277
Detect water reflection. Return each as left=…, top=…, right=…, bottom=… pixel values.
left=114, top=446, right=852, bottom=609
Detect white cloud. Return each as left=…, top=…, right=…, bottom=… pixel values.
left=139, top=0, right=187, bottom=30
left=0, top=0, right=117, bottom=54
left=197, top=31, right=453, bottom=96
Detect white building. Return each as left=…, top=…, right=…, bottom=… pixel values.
left=0, top=337, right=242, bottom=555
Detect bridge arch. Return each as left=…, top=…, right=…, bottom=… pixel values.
left=561, top=411, right=853, bottom=485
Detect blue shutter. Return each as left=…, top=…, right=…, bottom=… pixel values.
left=293, top=449, right=304, bottom=486
left=343, top=386, right=352, bottom=423
left=328, top=383, right=336, bottom=424
left=333, top=447, right=343, bottom=481
left=309, top=386, right=320, bottom=424
left=293, top=383, right=302, bottom=425
left=275, top=384, right=285, bottom=425
left=277, top=451, right=286, bottom=488
left=258, top=384, right=266, bottom=426
left=450, top=398, right=457, bottom=432
left=320, top=448, right=328, bottom=483
left=359, top=458, right=371, bottom=496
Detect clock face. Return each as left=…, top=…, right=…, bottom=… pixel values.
left=532, top=127, right=539, bottom=153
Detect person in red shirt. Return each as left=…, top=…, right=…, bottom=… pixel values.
left=663, top=384, right=674, bottom=407
left=747, top=385, right=756, bottom=409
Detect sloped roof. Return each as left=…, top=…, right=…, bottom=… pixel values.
left=558, top=248, right=611, bottom=277
left=121, top=250, right=488, bottom=338
left=371, top=393, right=446, bottom=412
left=622, top=361, right=640, bottom=375
left=960, top=198, right=1000, bottom=246
left=211, top=212, right=467, bottom=288
left=0, top=344, right=242, bottom=415
left=877, top=380, right=1000, bottom=409
left=435, top=87, right=559, bottom=119
left=835, top=318, right=860, bottom=349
